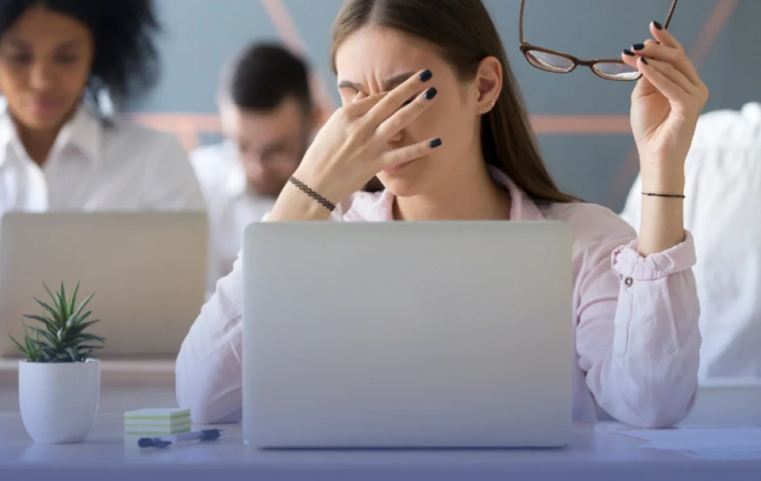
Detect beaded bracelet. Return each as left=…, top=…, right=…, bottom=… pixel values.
left=288, top=176, right=336, bottom=212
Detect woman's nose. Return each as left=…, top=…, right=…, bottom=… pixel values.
left=29, top=62, right=55, bottom=90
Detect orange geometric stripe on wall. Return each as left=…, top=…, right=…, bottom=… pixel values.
left=133, top=113, right=635, bottom=152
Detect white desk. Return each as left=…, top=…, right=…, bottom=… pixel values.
left=1, top=414, right=760, bottom=481
left=2, top=361, right=760, bottom=480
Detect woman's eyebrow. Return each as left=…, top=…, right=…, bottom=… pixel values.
left=3, top=37, right=30, bottom=49
left=55, top=39, right=87, bottom=51
left=382, top=72, right=415, bottom=90
left=337, top=72, right=416, bottom=92
left=337, top=79, right=361, bottom=90
left=2, top=36, right=86, bottom=51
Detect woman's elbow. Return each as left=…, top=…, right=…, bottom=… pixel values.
left=176, top=374, right=237, bottom=424
left=610, top=379, right=698, bottom=428
left=175, top=352, right=243, bottom=424
left=629, top=390, right=697, bottom=428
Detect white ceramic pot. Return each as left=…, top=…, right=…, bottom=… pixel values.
left=18, top=359, right=100, bottom=443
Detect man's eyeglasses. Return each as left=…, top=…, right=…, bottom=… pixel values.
left=519, top=0, right=679, bottom=81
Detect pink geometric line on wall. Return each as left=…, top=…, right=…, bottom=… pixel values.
left=531, top=115, right=630, bottom=135
left=133, top=114, right=221, bottom=151
left=134, top=113, right=634, bottom=152
left=607, top=0, right=740, bottom=204
left=689, top=0, right=740, bottom=67
left=260, top=0, right=337, bottom=121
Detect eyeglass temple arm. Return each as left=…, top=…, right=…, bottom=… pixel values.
left=519, top=0, right=527, bottom=43
left=664, top=0, right=679, bottom=29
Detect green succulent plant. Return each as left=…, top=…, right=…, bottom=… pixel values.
left=9, top=282, right=106, bottom=363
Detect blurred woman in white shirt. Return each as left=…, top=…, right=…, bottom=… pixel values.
left=0, top=0, right=204, bottom=215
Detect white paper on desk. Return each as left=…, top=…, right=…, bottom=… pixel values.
left=619, top=428, right=761, bottom=460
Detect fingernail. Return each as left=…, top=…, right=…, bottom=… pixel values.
left=641, top=57, right=649, bottom=65
left=623, top=49, right=635, bottom=56
left=430, top=138, right=443, bottom=148
left=420, top=69, right=433, bottom=82
left=653, top=20, right=663, bottom=30
left=632, top=43, right=645, bottom=51
left=424, top=87, right=438, bottom=100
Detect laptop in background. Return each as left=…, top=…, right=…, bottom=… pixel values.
left=0, top=212, right=207, bottom=359
left=242, top=221, right=573, bottom=448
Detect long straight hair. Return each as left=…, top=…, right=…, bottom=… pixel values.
left=331, top=0, right=577, bottom=203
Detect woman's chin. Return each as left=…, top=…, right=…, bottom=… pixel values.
left=378, top=173, right=427, bottom=198
left=378, top=158, right=428, bottom=193
left=15, top=108, right=70, bottom=132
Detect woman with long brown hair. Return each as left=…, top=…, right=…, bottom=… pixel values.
left=177, top=0, right=708, bottom=428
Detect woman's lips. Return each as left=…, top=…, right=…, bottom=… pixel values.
left=29, top=98, right=66, bottom=116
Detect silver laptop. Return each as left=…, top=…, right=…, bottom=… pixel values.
left=242, top=222, right=573, bottom=448
left=0, top=212, right=208, bottom=358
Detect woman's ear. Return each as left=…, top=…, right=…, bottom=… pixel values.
left=474, top=56, right=503, bottom=115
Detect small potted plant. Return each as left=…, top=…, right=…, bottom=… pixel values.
left=10, top=282, right=105, bottom=444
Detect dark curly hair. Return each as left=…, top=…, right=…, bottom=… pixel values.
left=0, top=0, right=161, bottom=110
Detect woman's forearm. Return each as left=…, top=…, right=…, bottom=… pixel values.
left=638, top=167, right=686, bottom=255
left=621, top=23, right=708, bottom=256
left=268, top=183, right=335, bottom=222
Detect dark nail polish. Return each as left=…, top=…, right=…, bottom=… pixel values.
left=653, top=20, right=663, bottom=30
left=430, top=138, right=443, bottom=148
left=632, top=43, right=645, bottom=51
left=641, top=57, right=649, bottom=65
left=623, top=49, right=635, bottom=56
left=425, top=87, right=438, bottom=100
left=420, top=69, right=433, bottom=82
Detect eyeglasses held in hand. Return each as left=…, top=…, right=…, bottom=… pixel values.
left=519, top=0, right=679, bottom=81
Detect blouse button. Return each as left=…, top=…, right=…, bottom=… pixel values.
left=624, top=277, right=634, bottom=288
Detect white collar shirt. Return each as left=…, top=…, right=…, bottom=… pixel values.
left=0, top=103, right=205, bottom=216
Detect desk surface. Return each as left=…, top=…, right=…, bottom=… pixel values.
left=1, top=414, right=760, bottom=481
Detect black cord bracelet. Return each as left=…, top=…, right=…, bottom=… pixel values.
left=289, top=176, right=337, bottom=212
left=642, top=192, right=686, bottom=199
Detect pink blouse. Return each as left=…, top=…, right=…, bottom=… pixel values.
left=176, top=168, right=701, bottom=428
